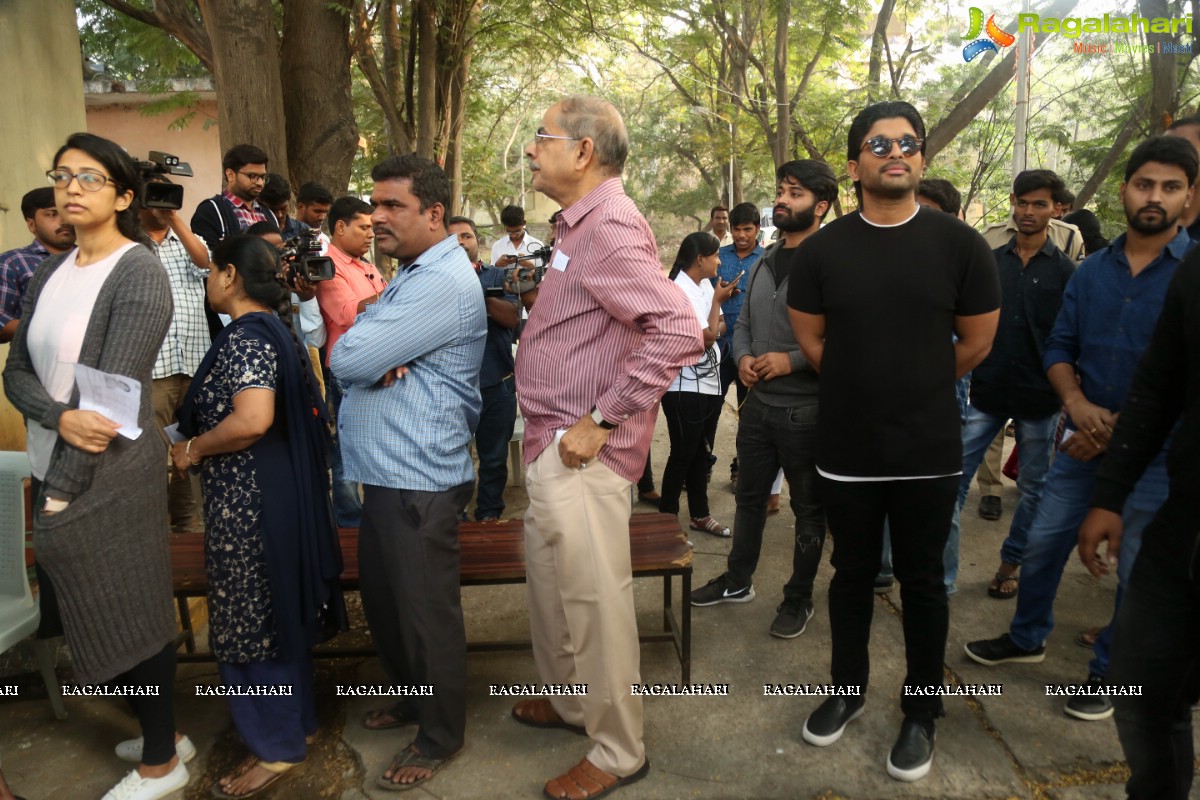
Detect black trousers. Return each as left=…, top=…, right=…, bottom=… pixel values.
left=357, top=481, right=474, bottom=758
left=822, top=476, right=958, bottom=719
left=116, top=641, right=178, bottom=765
left=1109, top=498, right=1200, bottom=800
left=659, top=392, right=721, bottom=518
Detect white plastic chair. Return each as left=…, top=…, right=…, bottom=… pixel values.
left=0, top=451, right=66, bottom=719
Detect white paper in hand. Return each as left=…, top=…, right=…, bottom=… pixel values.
left=74, top=364, right=143, bottom=440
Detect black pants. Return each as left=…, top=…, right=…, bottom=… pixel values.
left=116, top=641, right=178, bottom=765
left=726, top=394, right=825, bottom=601
left=822, top=476, right=958, bottom=719
left=710, top=353, right=747, bottom=459
left=357, top=481, right=474, bottom=758
left=659, top=392, right=721, bottom=518
left=1109, top=498, right=1200, bottom=800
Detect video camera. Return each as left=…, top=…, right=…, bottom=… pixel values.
left=503, top=244, right=553, bottom=293
left=135, top=151, right=194, bottom=211
left=280, top=225, right=335, bottom=283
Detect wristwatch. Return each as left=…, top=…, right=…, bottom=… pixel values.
left=590, top=407, right=617, bottom=430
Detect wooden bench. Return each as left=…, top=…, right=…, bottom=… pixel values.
left=170, top=512, right=693, bottom=682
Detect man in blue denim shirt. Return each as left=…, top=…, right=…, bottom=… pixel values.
left=966, top=136, right=1198, bottom=723
left=448, top=215, right=521, bottom=521
left=712, top=202, right=761, bottom=484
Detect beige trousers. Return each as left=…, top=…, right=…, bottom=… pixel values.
left=152, top=374, right=202, bottom=531
left=975, top=429, right=1006, bottom=497
left=524, top=446, right=646, bottom=776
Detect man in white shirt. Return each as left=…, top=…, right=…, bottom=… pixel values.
left=490, top=204, right=544, bottom=268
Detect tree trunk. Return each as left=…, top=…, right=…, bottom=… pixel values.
left=415, top=0, right=438, bottom=159
left=1141, top=0, right=1178, bottom=133
left=1074, top=107, right=1144, bottom=209
left=279, top=0, right=359, bottom=193
left=866, top=0, right=895, bottom=103
left=196, top=0, right=288, bottom=174
left=772, top=0, right=789, bottom=167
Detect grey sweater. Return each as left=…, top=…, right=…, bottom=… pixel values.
left=731, top=241, right=820, bottom=407
left=4, top=245, right=176, bottom=684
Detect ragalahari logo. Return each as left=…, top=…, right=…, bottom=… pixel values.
left=963, top=7, right=1016, bottom=61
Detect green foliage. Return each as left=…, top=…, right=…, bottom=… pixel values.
left=77, top=0, right=207, bottom=81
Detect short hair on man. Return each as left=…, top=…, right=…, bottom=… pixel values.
left=259, top=173, right=292, bottom=207
left=447, top=215, right=477, bottom=236
left=777, top=160, right=839, bottom=221
left=710, top=205, right=728, bottom=218
left=499, top=205, right=525, bottom=228
left=21, top=187, right=56, bottom=220
left=370, top=154, right=452, bottom=215
left=222, top=144, right=270, bottom=173
left=245, top=220, right=281, bottom=237
left=296, top=181, right=333, bottom=206
left=917, top=178, right=962, bottom=215
left=555, top=95, right=630, bottom=176
left=1055, top=187, right=1075, bottom=209
left=1011, top=169, right=1066, bottom=200
left=1124, top=135, right=1200, bottom=186
left=327, top=196, right=375, bottom=234
left=729, top=201, right=760, bottom=228
left=846, top=100, right=927, bottom=165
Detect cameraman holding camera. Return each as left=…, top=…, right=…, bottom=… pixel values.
left=140, top=175, right=212, bottom=532
left=491, top=204, right=544, bottom=269
left=316, top=197, right=386, bottom=528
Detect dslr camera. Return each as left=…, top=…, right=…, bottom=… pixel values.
left=135, top=151, right=194, bottom=211
left=280, top=225, right=335, bottom=283
left=503, top=244, right=553, bottom=293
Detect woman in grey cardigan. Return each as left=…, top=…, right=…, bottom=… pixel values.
left=4, top=133, right=188, bottom=800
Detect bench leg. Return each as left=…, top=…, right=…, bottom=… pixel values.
left=662, top=575, right=671, bottom=633
left=176, top=593, right=195, bottom=654
left=681, top=571, right=691, bottom=684
left=508, top=439, right=523, bottom=487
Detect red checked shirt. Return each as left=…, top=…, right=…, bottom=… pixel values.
left=222, top=189, right=269, bottom=230
left=515, top=178, right=704, bottom=482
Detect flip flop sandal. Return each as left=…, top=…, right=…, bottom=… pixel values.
left=512, top=698, right=586, bottom=735
left=544, top=757, right=651, bottom=800
left=1075, top=626, right=1104, bottom=648
left=690, top=516, right=731, bottom=538
left=375, top=745, right=461, bottom=792
left=361, top=703, right=418, bottom=730
left=210, top=759, right=300, bottom=799
left=987, top=571, right=1019, bottom=600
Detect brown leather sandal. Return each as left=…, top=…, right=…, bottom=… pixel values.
left=543, top=757, right=651, bottom=800
left=511, top=698, right=586, bottom=735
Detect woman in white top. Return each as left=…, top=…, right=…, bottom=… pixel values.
left=660, top=232, right=738, bottom=537
left=3, top=133, right=187, bottom=800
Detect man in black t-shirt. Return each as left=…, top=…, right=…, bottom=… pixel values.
left=787, top=101, right=1000, bottom=783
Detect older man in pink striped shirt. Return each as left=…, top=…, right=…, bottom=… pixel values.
left=512, top=96, right=704, bottom=800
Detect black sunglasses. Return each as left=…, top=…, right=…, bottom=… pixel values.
left=861, top=135, right=924, bottom=158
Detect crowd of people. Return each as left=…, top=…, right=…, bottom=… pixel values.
left=0, top=96, right=1196, bottom=800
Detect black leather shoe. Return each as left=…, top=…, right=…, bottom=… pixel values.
left=977, top=495, right=1002, bottom=520
left=887, top=717, right=935, bottom=781
left=801, top=695, right=864, bottom=746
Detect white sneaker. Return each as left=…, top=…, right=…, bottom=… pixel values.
left=115, top=735, right=196, bottom=764
left=101, top=760, right=189, bottom=800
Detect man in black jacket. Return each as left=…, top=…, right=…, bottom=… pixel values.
left=1078, top=250, right=1200, bottom=800
left=190, top=144, right=279, bottom=247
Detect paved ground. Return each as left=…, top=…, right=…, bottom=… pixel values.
left=0, top=401, right=1196, bottom=799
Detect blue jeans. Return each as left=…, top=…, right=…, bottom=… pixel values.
left=327, top=377, right=362, bottom=528
left=945, top=406, right=1057, bottom=592
left=725, top=394, right=825, bottom=602
left=1108, top=498, right=1200, bottom=800
left=1008, top=451, right=1155, bottom=668
left=473, top=376, right=517, bottom=520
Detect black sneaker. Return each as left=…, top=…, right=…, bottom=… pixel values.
left=1064, top=674, right=1114, bottom=721
left=802, top=696, right=864, bottom=746
left=770, top=598, right=814, bottom=639
left=887, top=717, right=935, bottom=782
left=978, top=495, right=1002, bottom=520
left=964, top=633, right=1045, bottom=666
left=690, top=574, right=755, bottom=606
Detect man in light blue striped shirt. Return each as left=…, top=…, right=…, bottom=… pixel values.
left=329, top=154, right=485, bottom=791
